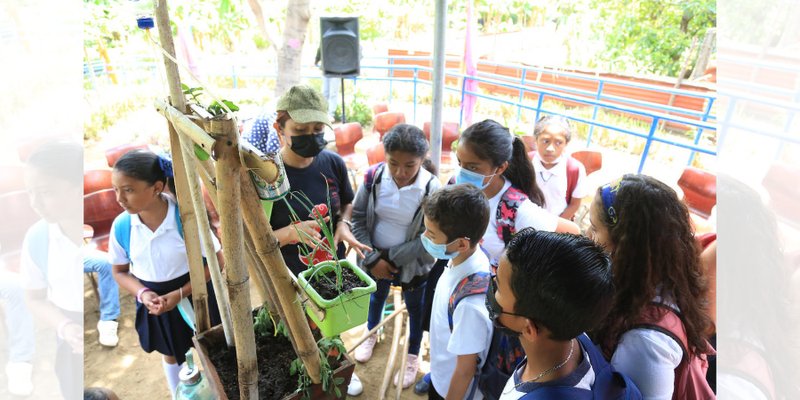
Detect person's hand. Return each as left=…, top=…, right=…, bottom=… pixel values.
left=149, top=290, right=182, bottom=316
left=334, top=222, right=371, bottom=258
left=285, top=217, right=330, bottom=246
left=141, top=290, right=162, bottom=314
left=63, top=322, right=83, bottom=354
left=371, top=259, right=399, bottom=280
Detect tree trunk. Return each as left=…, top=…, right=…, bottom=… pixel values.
left=275, top=0, right=311, bottom=96
left=247, top=0, right=280, bottom=55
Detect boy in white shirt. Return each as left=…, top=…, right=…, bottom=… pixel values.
left=531, top=115, right=588, bottom=220
left=421, top=184, right=493, bottom=400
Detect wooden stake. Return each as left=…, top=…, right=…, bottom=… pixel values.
left=238, top=168, right=322, bottom=384
left=346, top=304, right=407, bottom=353
left=379, top=288, right=404, bottom=399
left=213, top=118, right=259, bottom=399
left=154, top=0, right=211, bottom=333
left=395, top=314, right=412, bottom=400
left=154, top=98, right=216, bottom=153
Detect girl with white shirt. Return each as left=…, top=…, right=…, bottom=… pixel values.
left=108, top=150, right=223, bottom=396
left=587, top=174, right=714, bottom=399
left=351, top=124, right=441, bottom=389
left=454, top=119, right=579, bottom=264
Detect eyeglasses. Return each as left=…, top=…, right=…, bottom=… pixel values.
left=485, top=273, right=528, bottom=322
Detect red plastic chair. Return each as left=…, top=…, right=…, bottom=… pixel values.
left=83, top=189, right=124, bottom=252
left=84, top=169, right=114, bottom=195
left=571, top=150, right=603, bottom=176
left=334, top=122, right=366, bottom=170
left=423, top=121, right=460, bottom=164
left=372, top=103, right=389, bottom=115
left=373, top=112, right=406, bottom=139
left=105, top=143, right=149, bottom=168
left=366, top=142, right=386, bottom=166
left=677, top=167, right=717, bottom=219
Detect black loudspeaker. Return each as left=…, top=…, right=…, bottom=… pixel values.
left=320, top=17, right=360, bottom=77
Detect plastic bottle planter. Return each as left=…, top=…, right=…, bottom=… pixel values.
left=298, top=260, right=377, bottom=338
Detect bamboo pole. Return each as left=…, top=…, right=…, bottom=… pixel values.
left=154, top=0, right=211, bottom=333
left=346, top=304, right=408, bottom=353
left=154, top=98, right=216, bottom=153
left=213, top=118, right=259, bottom=399
left=395, top=315, right=412, bottom=399
left=379, top=288, right=405, bottom=400
left=238, top=168, right=322, bottom=384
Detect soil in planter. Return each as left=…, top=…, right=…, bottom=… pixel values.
left=207, top=332, right=342, bottom=400
left=308, top=266, right=366, bottom=301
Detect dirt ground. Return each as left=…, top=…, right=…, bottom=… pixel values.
left=83, top=274, right=427, bottom=400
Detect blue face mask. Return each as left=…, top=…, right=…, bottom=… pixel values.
left=455, top=167, right=497, bottom=190
left=420, top=235, right=460, bottom=260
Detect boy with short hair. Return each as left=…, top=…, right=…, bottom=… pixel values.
left=421, top=184, right=492, bottom=400
left=531, top=115, right=588, bottom=220
left=488, top=228, right=641, bottom=399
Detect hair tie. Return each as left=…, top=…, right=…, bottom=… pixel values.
left=157, top=153, right=174, bottom=178
left=600, top=178, right=622, bottom=225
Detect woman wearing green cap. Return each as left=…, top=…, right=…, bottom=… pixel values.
left=260, top=85, right=371, bottom=277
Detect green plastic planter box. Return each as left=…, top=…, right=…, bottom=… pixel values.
left=298, top=260, right=377, bottom=337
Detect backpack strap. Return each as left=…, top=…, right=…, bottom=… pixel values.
left=28, top=220, right=50, bottom=277
left=632, top=303, right=690, bottom=363
left=447, top=271, right=490, bottom=332
left=495, top=186, right=529, bottom=245
left=114, top=202, right=184, bottom=261
left=363, top=162, right=385, bottom=195
left=565, top=157, right=580, bottom=205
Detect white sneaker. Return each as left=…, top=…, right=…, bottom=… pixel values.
left=347, top=372, right=363, bottom=396
left=97, top=320, right=119, bottom=347
left=6, top=362, right=33, bottom=396
left=393, top=354, right=420, bottom=389
left=354, top=334, right=377, bottom=363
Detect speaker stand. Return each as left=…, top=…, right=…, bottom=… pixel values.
left=340, top=77, right=346, bottom=123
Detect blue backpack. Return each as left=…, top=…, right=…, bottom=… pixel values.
left=516, top=334, right=643, bottom=400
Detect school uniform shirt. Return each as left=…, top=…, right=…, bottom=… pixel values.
left=499, top=339, right=595, bottom=399
left=611, top=298, right=683, bottom=400
left=482, top=180, right=558, bottom=263
left=372, top=167, right=432, bottom=250
left=532, top=152, right=589, bottom=216
left=20, top=222, right=83, bottom=313
left=430, top=249, right=493, bottom=399
left=107, top=195, right=221, bottom=283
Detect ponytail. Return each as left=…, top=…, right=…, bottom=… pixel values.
left=506, top=136, right=545, bottom=206
left=422, top=158, right=439, bottom=176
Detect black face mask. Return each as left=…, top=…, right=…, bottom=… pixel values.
left=290, top=132, right=327, bottom=158
left=485, top=274, right=524, bottom=338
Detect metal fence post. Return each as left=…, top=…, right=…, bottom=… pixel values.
left=587, top=81, right=605, bottom=147
left=638, top=117, right=660, bottom=173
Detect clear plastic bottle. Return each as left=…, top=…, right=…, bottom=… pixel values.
left=174, top=350, right=215, bottom=400
left=129, top=0, right=155, bottom=30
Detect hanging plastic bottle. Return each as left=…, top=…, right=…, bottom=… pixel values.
left=174, top=350, right=214, bottom=400
left=129, top=0, right=155, bottom=30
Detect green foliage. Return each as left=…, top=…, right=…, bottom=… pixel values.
left=181, top=84, right=239, bottom=117
left=253, top=306, right=274, bottom=338
left=559, top=0, right=716, bottom=76
left=334, top=89, right=372, bottom=127
left=289, top=336, right=348, bottom=400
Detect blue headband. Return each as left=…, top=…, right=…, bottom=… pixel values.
left=157, top=153, right=174, bottom=178
left=600, top=179, right=621, bottom=225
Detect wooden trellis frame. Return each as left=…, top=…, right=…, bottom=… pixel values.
left=152, top=1, right=322, bottom=398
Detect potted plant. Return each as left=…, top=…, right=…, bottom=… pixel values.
left=193, top=306, right=356, bottom=400
left=286, top=191, right=377, bottom=338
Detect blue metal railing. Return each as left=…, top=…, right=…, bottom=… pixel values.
left=84, top=55, right=717, bottom=173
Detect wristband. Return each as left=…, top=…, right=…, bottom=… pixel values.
left=137, top=287, right=152, bottom=303
left=338, top=219, right=353, bottom=229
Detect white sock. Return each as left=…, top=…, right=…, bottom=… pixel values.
left=162, top=358, right=182, bottom=397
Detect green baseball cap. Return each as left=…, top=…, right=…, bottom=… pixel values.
left=276, top=85, right=331, bottom=128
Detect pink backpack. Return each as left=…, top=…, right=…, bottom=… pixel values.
left=634, top=303, right=716, bottom=400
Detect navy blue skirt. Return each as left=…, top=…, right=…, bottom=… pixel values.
left=135, top=273, right=221, bottom=364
